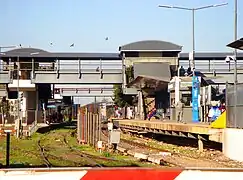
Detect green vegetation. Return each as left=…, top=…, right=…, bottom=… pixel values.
left=121, top=133, right=205, bottom=158
left=0, top=128, right=158, bottom=168
left=0, top=97, right=10, bottom=124
left=113, top=66, right=134, bottom=107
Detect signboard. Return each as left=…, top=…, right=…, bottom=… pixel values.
left=192, top=76, right=200, bottom=122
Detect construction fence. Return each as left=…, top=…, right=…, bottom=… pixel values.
left=77, top=106, right=101, bottom=147
left=226, top=82, right=243, bottom=128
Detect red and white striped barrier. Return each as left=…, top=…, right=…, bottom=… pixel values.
left=1, top=168, right=243, bottom=180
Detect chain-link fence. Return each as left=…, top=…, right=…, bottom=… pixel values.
left=226, top=83, right=243, bottom=128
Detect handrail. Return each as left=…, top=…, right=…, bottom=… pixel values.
left=28, top=120, right=38, bottom=136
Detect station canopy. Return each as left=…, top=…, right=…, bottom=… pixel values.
left=127, top=62, right=171, bottom=92
left=227, top=37, right=243, bottom=50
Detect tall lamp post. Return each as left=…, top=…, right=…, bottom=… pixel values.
left=233, top=0, right=238, bottom=128
left=16, top=56, right=20, bottom=138
left=158, top=2, right=228, bottom=76
left=158, top=2, right=228, bottom=122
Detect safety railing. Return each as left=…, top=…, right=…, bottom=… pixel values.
left=27, top=120, right=38, bottom=136
left=179, top=59, right=243, bottom=73
left=0, top=61, right=123, bottom=83
left=0, top=60, right=122, bottom=72
left=0, top=110, right=45, bottom=126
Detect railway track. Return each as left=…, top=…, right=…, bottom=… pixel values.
left=62, top=134, right=103, bottom=167
left=101, top=127, right=243, bottom=168
left=37, top=139, right=52, bottom=167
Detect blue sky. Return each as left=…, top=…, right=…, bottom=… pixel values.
left=1, top=0, right=243, bottom=53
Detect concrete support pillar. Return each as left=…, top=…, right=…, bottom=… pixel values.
left=19, top=91, right=27, bottom=118
left=198, top=138, right=204, bottom=152
left=35, top=85, right=39, bottom=123
left=137, top=91, right=145, bottom=120
left=174, top=77, right=181, bottom=104
left=25, top=91, right=37, bottom=125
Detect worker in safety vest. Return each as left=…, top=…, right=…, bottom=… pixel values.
left=175, top=99, right=185, bottom=123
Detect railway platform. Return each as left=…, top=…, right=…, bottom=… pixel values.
left=114, top=119, right=223, bottom=151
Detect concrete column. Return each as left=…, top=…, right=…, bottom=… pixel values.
left=26, top=91, right=36, bottom=124
left=137, top=91, right=144, bottom=120
left=198, top=138, right=204, bottom=152
left=174, top=77, right=180, bottom=104
left=19, top=91, right=27, bottom=118
left=35, top=85, right=39, bottom=123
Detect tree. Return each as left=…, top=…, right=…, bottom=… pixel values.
left=113, top=84, right=134, bottom=107
left=113, top=65, right=134, bottom=107
left=125, top=65, right=134, bottom=83
left=0, top=97, right=10, bottom=124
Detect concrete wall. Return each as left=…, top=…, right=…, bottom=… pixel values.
left=125, top=57, right=178, bottom=67
left=133, top=62, right=171, bottom=80
left=223, top=128, right=243, bottom=162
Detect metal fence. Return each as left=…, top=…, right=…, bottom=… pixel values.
left=0, top=110, right=45, bottom=125
left=226, top=83, right=243, bottom=128
left=77, top=107, right=101, bottom=147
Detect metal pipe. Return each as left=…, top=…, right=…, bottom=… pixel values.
left=233, top=0, right=238, bottom=127
left=192, top=9, right=195, bottom=76
left=6, top=131, right=10, bottom=167
left=158, top=2, right=228, bottom=122
left=16, top=56, right=21, bottom=138
left=158, top=3, right=228, bottom=76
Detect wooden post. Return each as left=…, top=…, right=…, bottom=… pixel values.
left=77, top=110, right=81, bottom=143
left=87, top=112, right=90, bottom=145
left=92, top=114, right=96, bottom=147
left=89, top=112, right=92, bottom=145
left=95, top=114, right=98, bottom=148
left=85, top=109, right=88, bottom=143
left=98, top=113, right=101, bottom=141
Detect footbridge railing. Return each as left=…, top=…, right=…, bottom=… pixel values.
left=0, top=59, right=123, bottom=84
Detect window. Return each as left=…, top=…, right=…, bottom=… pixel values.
left=162, top=52, right=178, bottom=57
left=124, top=52, right=139, bottom=57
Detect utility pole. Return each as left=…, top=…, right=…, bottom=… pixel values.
left=16, top=56, right=21, bottom=138
left=233, top=0, right=238, bottom=127
left=158, top=2, right=228, bottom=122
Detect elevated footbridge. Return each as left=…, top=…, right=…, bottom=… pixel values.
left=0, top=49, right=123, bottom=84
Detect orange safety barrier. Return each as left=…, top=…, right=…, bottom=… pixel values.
left=1, top=168, right=243, bottom=180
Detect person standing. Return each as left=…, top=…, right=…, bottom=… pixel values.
left=175, top=99, right=185, bottom=123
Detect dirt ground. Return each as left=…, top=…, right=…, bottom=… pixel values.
left=0, top=128, right=158, bottom=168
left=120, top=133, right=243, bottom=168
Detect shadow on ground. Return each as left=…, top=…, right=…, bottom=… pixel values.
left=145, top=133, right=222, bottom=151
left=37, top=122, right=77, bottom=134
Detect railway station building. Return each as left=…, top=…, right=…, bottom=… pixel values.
left=0, top=39, right=243, bottom=130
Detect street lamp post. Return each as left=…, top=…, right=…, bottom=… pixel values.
left=158, top=2, right=228, bottom=122
left=233, top=0, right=238, bottom=127
left=158, top=2, right=228, bottom=76
left=16, top=56, right=21, bottom=138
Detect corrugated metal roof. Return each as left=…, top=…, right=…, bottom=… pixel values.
left=227, top=37, right=243, bottom=50
left=119, top=40, right=182, bottom=51
left=2, top=48, right=121, bottom=60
